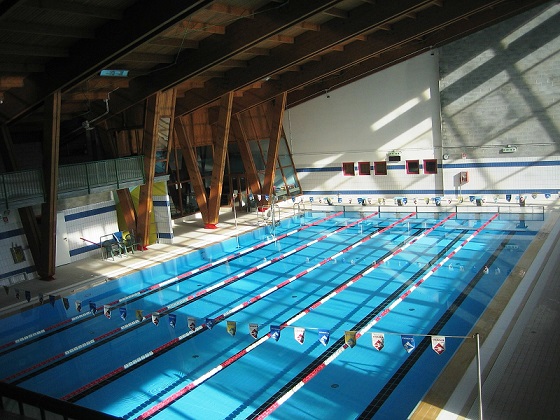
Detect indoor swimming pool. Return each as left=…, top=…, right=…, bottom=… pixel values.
left=0, top=210, right=544, bottom=419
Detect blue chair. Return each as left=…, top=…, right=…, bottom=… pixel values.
left=112, top=232, right=127, bottom=255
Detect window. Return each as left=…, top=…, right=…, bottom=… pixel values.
left=406, top=160, right=420, bottom=174
left=423, top=159, right=438, bottom=174
left=358, top=161, right=371, bottom=175
left=374, top=161, right=387, bottom=175
left=342, top=162, right=355, bottom=176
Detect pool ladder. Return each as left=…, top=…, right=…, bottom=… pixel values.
left=293, top=201, right=306, bottom=216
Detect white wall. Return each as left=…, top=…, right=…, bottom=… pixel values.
left=285, top=2, right=560, bottom=200
left=285, top=52, right=444, bottom=196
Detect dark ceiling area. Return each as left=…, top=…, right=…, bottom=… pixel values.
left=0, top=0, right=552, bottom=147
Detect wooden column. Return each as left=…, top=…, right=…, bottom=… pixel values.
left=232, top=115, right=261, bottom=196
left=38, top=90, right=62, bottom=279
left=206, top=91, right=234, bottom=228
left=262, top=92, right=287, bottom=200
left=136, top=93, right=160, bottom=249
left=174, top=116, right=210, bottom=224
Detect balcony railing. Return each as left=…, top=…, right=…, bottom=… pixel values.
left=1, top=156, right=145, bottom=209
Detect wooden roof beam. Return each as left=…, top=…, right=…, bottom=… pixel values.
left=324, top=7, right=349, bottom=18
left=149, top=37, right=199, bottom=49
left=1, top=0, right=216, bottom=124
left=206, top=3, right=254, bottom=17
left=87, top=0, right=343, bottom=123
left=295, top=21, right=321, bottom=31
left=268, top=34, right=295, bottom=44
left=0, top=76, right=25, bottom=89
left=118, top=52, right=176, bottom=64
left=177, top=20, right=226, bottom=34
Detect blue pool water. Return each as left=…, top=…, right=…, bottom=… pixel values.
left=0, top=210, right=543, bottom=419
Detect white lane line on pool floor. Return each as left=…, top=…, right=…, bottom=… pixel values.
left=254, top=213, right=499, bottom=419
left=132, top=212, right=434, bottom=420
left=5, top=212, right=373, bottom=386
left=0, top=212, right=344, bottom=352
left=57, top=211, right=379, bottom=400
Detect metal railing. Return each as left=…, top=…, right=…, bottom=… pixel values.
left=1, top=156, right=145, bottom=208
left=0, top=169, right=44, bottom=209
left=0, top=381, right=120, bottom=420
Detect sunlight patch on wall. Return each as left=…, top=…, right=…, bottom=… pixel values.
left=514, top=34, right=560, bottom=73
left=370, top=97, right=421, bottom=131
left=501, top=3, right=560, bottom=48
left=383, top=118, right=433, bottom=151
left=441, top=49, right=496, bottom=89
left=444, top=70, right=511, bottom=117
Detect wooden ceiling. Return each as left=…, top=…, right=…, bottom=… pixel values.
left=0, top=0, right=552, bottom=136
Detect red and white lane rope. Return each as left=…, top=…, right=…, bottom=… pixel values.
left=47, top=211, right=374, bottom=397
left=256, top=213, right=498, bottom=419
left=0, top=212, right=343, bottom=352
left=133, top=212, right=422, bottom=420
left=6, top=212, right=366, bottom=384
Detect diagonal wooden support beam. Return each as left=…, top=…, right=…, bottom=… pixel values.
left=136, top=93, right=160, bottom=249
left=262, top=92, right=287, bottom=200
left=206, top=91, right=234, bottom=228
left=174, top=115, right=210, bottom=224
left=232, top=115, right=261, bottom=196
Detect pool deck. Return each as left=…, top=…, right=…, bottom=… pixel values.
left=1, top=200, right=560, bottom=419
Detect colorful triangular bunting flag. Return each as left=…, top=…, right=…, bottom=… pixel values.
left=226, top=320, right=236, bottom=336
left=371, top=333, right=385, bottom=351
left=249, top=323, right=259, bottom=339
left=401, top=335, right=415, bottom=353
left=318, top=329, right=330, bottom=346
left=345, top=331, right=357, bottom=348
